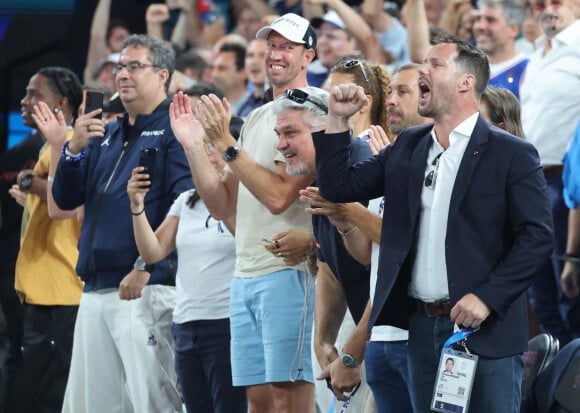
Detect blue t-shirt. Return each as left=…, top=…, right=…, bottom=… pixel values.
left=489, top=58, right=528, bottom=99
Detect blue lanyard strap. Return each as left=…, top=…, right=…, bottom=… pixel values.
left=443, top=327, right=478, bottom=349
left=327, top=383, right=361, bottom=413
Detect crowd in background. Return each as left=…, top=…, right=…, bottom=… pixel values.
left=0, top=0, right=579, bottom=412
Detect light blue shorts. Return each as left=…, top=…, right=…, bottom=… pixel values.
left=230, top=269, right=315, bottom=386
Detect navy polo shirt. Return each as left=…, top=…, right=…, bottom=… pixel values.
left=313, top=137, right=373, bottom=323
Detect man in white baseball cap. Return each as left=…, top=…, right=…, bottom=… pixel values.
left=256, top=12, right=317, bottom=49
left=170, top=12, right=322, bottom=413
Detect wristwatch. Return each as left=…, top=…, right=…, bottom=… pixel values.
left=341, top=352, right=362, bottom=368
left=133, top=256, right=154, bottom=273
left=222, top=145, right=241, bottom=162
left=18, top=173, right=34, bottom=192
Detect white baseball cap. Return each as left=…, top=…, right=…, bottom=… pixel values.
left=256, top=13, right=317, bottom=49
left=311, top=10, right=346, bottom=31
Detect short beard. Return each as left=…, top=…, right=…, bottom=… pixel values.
left=286, top=161, right=310, bottom=176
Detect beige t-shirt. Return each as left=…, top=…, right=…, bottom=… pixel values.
left=226, top=102, right=313, bottom=278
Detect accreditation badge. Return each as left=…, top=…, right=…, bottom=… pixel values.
left=431, top=346, right=478, bottom=413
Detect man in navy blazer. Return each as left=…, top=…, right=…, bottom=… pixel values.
left=314, top=38, right=553, bottom=413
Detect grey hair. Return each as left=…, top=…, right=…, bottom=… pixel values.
left=271, top=86, right=329, bottom=131
left=476, top=0, right=525, bottom=26
left=122, top=34, right=175, bottom=93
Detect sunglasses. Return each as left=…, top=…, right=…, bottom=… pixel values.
left=285, top=89, right=328, bottom=113
left=424, top=152, right=443, bottom=189
left=342, top=59, right=370, bottom=85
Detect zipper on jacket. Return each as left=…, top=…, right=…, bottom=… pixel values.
left=103, top=140, right=130, bottom=193
left=86, top=138, right=134, bottom=288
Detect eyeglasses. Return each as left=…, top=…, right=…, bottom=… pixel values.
left=112, top=61, right=160, bottom=75
left=424, top=152, right=443, bottom=189
left=343, top=59, right=370, bottom=85
left=285, top=89, right=328, bottom=114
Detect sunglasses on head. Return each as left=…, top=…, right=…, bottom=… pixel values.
left=285, top=89, right=328, bottom=113
left=342, top=59, right=370, bottom=85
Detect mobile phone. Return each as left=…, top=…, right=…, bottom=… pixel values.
left=139, top=147, right=158, bottom=186
left=85, top=90, right=104, bottom=119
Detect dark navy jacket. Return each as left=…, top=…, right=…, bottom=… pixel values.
left=53, top=99, right=193, bottom=291
left=314, top=116, right=553, bottom=358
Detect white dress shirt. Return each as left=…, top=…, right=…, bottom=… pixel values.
left=409, top=113, right=479, bottom=302
left=520, top=20, right=580, bottom=166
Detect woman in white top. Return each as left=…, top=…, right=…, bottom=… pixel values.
left=127, top=119, right=246, bottom=413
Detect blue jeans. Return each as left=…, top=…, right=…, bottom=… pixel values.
left=173, top=319, right=247, bottom=413
left=407, top=313, right=523, bottom=413
left=365, top=340, right=415, bottom=413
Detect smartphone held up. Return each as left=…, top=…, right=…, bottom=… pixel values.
left=85, top=90, right=104, bottom=119
left=139, top=147, right=158, bottom=187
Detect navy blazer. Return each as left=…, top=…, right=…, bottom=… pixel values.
left=314, top=116, right=554, bottom=358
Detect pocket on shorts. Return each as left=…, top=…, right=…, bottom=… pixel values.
left=289, top=270, right=307, bottom=296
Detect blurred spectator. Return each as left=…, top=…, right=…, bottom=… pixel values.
left=83, top=0, right=130, bottom=86
left=520, top=0, right=580, bottom=346
left=238, top=38, right=268, bottom=118
left=233, top=4, right=263, bottom=41
left=183, top=81, right=226, bottom=115
left=516, top=2, right=542, bottom=54
left=401, top=0, right=447, bottom=27
left=87, top=53, right=120, bottom=102
left=211, top=43, right=250, bottom=116
left=479, top=86, right=525, bottom=137
left=359, top=0, right=411, bottom=67
left=472, top=0, right=528, bottom=98
left=307, top=10, right=356, bottom=87
left=176, top=48, right=213, bottom=83
left=440, top=0, right=476, bottom=43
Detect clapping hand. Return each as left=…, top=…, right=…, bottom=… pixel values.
left=169, top=91, right=206, bottom=150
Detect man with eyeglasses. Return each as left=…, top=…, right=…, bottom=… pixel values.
left=52, top=34, right=192, bottom=413
left=314, top=37, right=553, bottom=413
left=170, top=13, right=321, bottom=413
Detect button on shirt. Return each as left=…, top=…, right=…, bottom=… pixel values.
left=409, top=112, right=479, bottom=302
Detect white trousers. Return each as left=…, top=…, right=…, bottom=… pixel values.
left=62, top=286, right=182, bottom=413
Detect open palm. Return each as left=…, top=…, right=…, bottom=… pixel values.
left=32, top=101, right=68, bottom=147
left=170, top=92, right=206, bottom=149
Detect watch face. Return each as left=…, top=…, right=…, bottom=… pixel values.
left=341, top=354, right=358, bottom=368
left=19, top=174, right=33, bottom=191
left=134, top=257, right=146, bottom=271
left=223, top=145, right=240, bottom=162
